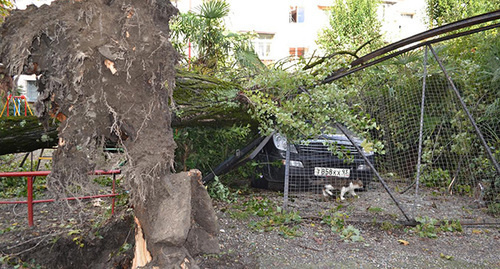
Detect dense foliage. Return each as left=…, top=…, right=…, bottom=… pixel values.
left=169, top=0, right=262, bottom=74
left=171, top=0, right=387, bottom=178
left=426, top=0, right=500, bottom=27
left=0, top=0, right=12, bottom=23
left=317, top=0, right=383, bottom=56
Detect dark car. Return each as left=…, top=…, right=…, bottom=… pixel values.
left=253, top=130, right=374, bottom=192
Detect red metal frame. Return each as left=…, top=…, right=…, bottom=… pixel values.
left=0, top=170, right=121, bottom=227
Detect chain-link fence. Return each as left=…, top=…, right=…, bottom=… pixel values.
left=280, top=24, right=500, bottom=221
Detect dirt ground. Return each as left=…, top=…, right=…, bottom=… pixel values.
left=198, top=181, right=500, bottom=269
left=0, top=180, right=499, bottom=268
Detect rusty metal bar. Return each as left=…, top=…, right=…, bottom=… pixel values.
left=0, top=194, right=119, bottom=205
left=0, top=170, right=121, bottom=227
left=0, top=171, right=51, bottom=177
left=323, top=21, right=500, bottom=84
left=112, top=173, right=116, bottom=215
left=350, top=10, right=500, bottom=67
left=335, top=123, right=413, bottom=222
left=428, top=44, right=500, bottom=176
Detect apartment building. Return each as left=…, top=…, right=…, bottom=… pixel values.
left=14, top=0, right=427, bottom=63
left=173, top=0, right=427, bottom=63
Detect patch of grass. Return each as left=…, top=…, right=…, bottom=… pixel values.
left=380, top=221, right=395, bottom=231
left=320, top=210, right=363, bottom=242
left=440, top=219, right=462, bottom=233
left=0, top=255, right=42, bottom=269
left=486, top=202, right=500, bottom=216
left=412, top=216, right=463, bottom=238
left=0, top=222, right=21, bottom=235
left=278, top=224, right=304, bottom=239
left=321, top=212, right=348, bottom=233
left=0, top=154, right=48, bottom=199
left=367, top=206, right=383, bottom=213
left=340, top=225, right=364, bottom=242
left=249, top=210, right=303, bottom=237
left=228, top=196, right=303, bottom=238
left=413, top=216, right=439, bottom=238
left=228, top=209, right=251, bottom=220
left=207, top=175, right=237, bottom=202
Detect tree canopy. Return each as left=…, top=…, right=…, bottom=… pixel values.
left=317, top=0, right=383, bottom=57
left=426, top=0, right=500, bottom=27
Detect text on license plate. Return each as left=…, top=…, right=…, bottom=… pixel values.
left=314, top=167, right=350, bottom=178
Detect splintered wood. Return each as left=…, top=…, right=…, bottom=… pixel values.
left=132, top=217, right=152, bottom=269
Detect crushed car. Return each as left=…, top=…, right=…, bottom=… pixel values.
left=252, top=129, right=374, bottom=192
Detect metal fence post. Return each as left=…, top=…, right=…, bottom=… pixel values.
left=415, top=46, right=429, bottom=195
left=27, top=176, right=34, bottom=227
left=283, top=144, right=291, bottom=211
left=112, top=174, right=116, bottom=215
left=429, top=45, right=500, bottom=177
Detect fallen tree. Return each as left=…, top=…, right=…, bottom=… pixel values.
left=0, top=68, right=253, bottom=155
left=0, top=116, right=57, bottom=155
left=0, top=0, right=220, bottom=267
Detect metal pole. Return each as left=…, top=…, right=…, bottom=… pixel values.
left=429, top=45, right=500, bottom=176
left=415, top=46, right=429, bottom=195
left=112, top=174, right=116, bottom=215
left=283, top=144, right=291, bottom=211
left=6, top=94, right=10, bottom=116
left=27, top=176, right=34, bottom=227
left=336, top=123, right=413, bottom=222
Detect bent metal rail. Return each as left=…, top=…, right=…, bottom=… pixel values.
left=0, top=170, right=121, bottom=227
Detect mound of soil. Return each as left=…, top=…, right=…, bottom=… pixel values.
left=0, top=197, right=134, bottom=268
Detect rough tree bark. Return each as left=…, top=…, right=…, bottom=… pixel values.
left=0, top=0, right=219, bottom=268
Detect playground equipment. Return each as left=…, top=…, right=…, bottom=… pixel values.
left=0, top=94, right=34, bottom=117
left=0, top=170, right=121, bottom=227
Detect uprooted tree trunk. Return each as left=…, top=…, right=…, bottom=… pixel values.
left=0, top=69, right=253, bottom=155
left=0, top=0, right=218, bottom=267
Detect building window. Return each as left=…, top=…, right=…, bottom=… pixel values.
left=25, top=80, right=38, bottom=102
left=253, top=33, right=274, bottom=59
left=289, top=6, right=305, bottom=23
left=289, top=47, right=308, bottom=58
left=401, top=13, right=414, bottom=19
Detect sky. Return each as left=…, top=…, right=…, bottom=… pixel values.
left=12, top=0, right=53, bottom=10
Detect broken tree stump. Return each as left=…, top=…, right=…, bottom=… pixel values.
left=132, top=170, right=219, bottom=269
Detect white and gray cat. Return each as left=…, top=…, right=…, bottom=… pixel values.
left=322, top=179, right=363, bottom=201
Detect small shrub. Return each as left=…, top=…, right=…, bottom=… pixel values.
left=421, top=168, right=450, bottom=188
left=440, top=219, right=463, bottom=233
left=413, top=216, right=439, bottom=238
left=413, top=216, right=463, bottom=238
left=278, top=224, right=304, bottom=239
left=340, top=225, right=364, bottom=242
left=207, top=175, right=237, bottom=202
left=487, top=202, right=500, bottom=216
left=321, top=212, right=348, bottom=233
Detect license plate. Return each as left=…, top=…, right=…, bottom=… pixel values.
left=314, top=167, right=350, bottom=178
